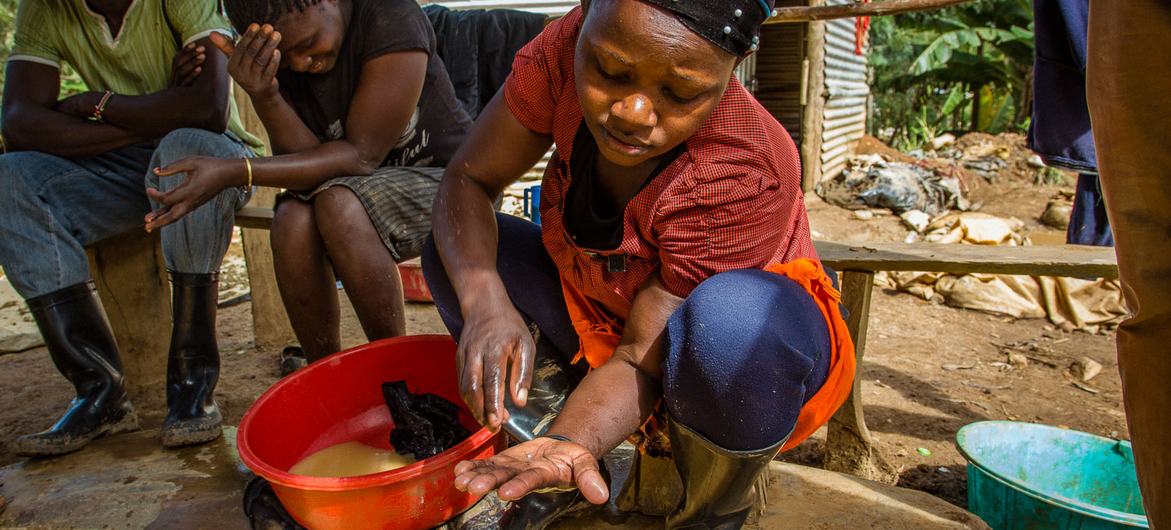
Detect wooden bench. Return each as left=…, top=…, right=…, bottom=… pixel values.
left=814, top=241, right=1119, bottom=481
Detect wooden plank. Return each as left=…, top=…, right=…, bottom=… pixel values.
left=241, top=190, right=295, bottom=349
left=87, top=230, right=170, bottom=407
left=815, top=241, right=1119, bottom=279
left=236, top=206, right=274, bottom=230
left=767, top=0, right=975, bottom=24
left=823, top=271, right=896, bottom=483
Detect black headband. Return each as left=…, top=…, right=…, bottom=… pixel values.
left=638, top=0, right=776, bottom=56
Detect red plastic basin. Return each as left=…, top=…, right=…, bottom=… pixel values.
left=398, top=259, right=432, bottom=303
left=237, top=335, right=503, bottom=530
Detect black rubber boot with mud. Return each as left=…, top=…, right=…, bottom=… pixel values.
left=160, top=272, right=223, bottom=448
left=665, top=419, right=785, bottom=530
left=13, top=283, right=139, bottom=457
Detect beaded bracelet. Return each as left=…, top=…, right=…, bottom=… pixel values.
left=92, top=90, right=114, bottom=123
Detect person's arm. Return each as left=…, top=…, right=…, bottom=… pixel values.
left=144, top=30, right=432, bottom=229
left=1, top=60, right=149, bottom=156
left=452, top=276, right=680, bottom=505
left=433, top=92, right=553, bottom=429
left=87, top=34, right=232, bottom=136
left=545, top=277, right=681, bottom=455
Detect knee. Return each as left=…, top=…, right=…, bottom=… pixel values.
left=664, top=270, right=825, bottom=392
left=312, top=187, right=368, bottom=243
left=154, top=129, right=244, bottom=165
left=271, top=200, right=318, bottom=253
left=670, top=270, right=784, bottom=354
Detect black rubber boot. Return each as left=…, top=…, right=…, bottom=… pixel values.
left=160, top=272, right=223, bottom=448
left=12, top=283, right=139, bottom=457
left=500, top=483, right=606, bottom=530
left=665, top=419, right=786, bottom=530
left=492, top=333, right=596, bottom=530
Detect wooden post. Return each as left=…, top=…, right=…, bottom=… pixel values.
left=823, top=270, right=896, bottom=483
left=242, top=188, right=295, bottom=348
left=233, top=87, right=296, bottom=349
left=88, top=231, right=170, bottom=406
left=799, top=0, right=828, bottom=191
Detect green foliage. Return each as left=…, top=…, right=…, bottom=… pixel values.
left=869, top=0, right=1035, bottom=150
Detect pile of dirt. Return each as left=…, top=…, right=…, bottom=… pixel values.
left=948, top=132, right=1050, bottom=184
left=824, top=134, right=1080, bottom=242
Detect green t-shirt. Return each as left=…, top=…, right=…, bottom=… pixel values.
left=9, top=0, right=265, bottom=154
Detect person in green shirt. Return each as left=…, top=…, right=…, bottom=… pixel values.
left=0, top=0, right=265, bottom=456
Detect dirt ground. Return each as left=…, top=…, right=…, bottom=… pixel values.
left=0, top=134, right=1127, bottom=511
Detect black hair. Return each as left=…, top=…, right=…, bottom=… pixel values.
left=221, top=0, right=323, bottom=35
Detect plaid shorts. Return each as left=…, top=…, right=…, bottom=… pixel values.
left=280, top=166, right=442, bottom=262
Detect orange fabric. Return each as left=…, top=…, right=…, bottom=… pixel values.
left=560, top=259, right=856, bottom=451
left=560, top=278, right=623, bottom=369
left=763, top=259, right=857, bottom=452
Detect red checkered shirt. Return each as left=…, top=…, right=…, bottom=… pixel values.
left=504, top=8, right=817, bottom=320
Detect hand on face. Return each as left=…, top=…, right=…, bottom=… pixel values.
left=455, top=308, right=535, bottom=431
left=210, top=25, right=281, bottom=100
left=171, top=42, right=207, bottom=87
left=453, top=437, right=609, bottom=504
left=144, top=157, right=242, bottom=231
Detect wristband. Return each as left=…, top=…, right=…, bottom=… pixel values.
left=92, top=90, right=114, bottom=122
left=543, top=434, right=572, bottom=443
left=243, top=157, right=253, bottom=188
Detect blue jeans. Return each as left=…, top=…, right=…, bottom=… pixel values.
left=0, top=128, right=252, bottom=299
left=422, top=213, right=832, bottom=451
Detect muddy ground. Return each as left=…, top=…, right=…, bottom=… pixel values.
left=0, top=134, right=1126, bottom=510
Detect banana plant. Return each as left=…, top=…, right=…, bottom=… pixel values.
left=869, top=0, right=1035, bottom=148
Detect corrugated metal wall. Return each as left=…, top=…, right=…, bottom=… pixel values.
left=755, top=0, right=807, bottom=144
left=819, top=0, right=869, bottom=182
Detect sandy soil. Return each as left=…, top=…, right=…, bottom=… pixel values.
left=0, top=134, right=1126, bottom=510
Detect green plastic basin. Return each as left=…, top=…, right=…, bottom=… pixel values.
left=956, top=421, right=1147, bottom=529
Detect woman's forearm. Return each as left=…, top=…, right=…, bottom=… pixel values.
left=250, top=91, right=323, bottom=154
left=545, top=276, right=683, bottom=457
left=432, top=172, right=513, bottom=316
left=244, top=141, right=377, bottom=190
left=546, top=356, right=662, bottom=458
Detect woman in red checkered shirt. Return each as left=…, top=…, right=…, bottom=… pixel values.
left=422, top=0, right=855, bottom=526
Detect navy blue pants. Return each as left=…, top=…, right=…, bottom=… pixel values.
left=1067, top=173, right=1114, bottom=247
left=421, top=214, right=831, bottom=451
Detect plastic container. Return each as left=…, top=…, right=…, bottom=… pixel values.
left=398, top=260, right=432, bottom=303
left=523, top=184, right=541, bottom=225
left=237, top=335, right=505, bottom=530
left=956, top=421, right=1148, bottom=529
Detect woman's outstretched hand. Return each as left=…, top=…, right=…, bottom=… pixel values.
left=210, top=25, right=281, bottom=101
left=453, top=437, right=609, bottom=504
